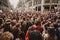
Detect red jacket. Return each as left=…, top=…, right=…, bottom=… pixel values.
left=33, top=25, right=43, bottom=31
left=25, top=30, right=29, bottom=40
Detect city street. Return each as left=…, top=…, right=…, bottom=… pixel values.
left=0, top=0, right=60, bottom=40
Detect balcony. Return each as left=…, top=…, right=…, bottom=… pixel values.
left=45, top=0, right=50, bottom=3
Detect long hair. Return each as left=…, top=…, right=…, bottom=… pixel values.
left=1, top=32, right=14, bottom=40
left=48, top=28, right=57, bottom=40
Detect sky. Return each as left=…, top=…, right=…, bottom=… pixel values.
left=9, top=0, right=19, bottom=8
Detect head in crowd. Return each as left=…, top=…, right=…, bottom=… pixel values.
left=51, top=9, right=55, bottom=13
left=1, top=32, right=14, bottom=40
left=35, top=21, right=41, bottom=26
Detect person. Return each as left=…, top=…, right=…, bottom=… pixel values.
left=47, top=28, right=57, bottom=40
left=12, top=23, right=22, bottom=40
left=20, top=21, right=27, bottom=40
left=25, top=21, right=44, bottom=40
left=1, top=32, right=14, bottom=40
left=29, top=30, right=43, bottom=40
left=25, top=26, right=34, bottom=40
left=4, top=22, right=11, bottom=32
left=0, top=27, right=4, bottom=40
left=33, top=21, right=44, bottom=33
left=54, top=17, right=60, bottom=40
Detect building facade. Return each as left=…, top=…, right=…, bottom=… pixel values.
left=0, top=0, right=10, bottom=12
left=17, top=0, right=60, bottom=11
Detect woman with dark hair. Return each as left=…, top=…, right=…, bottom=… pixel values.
left=29, top=30, right=43, bottom=40
left=47, top=23, right=57, bottom=40
left=47, top=28, right=57, bottom=40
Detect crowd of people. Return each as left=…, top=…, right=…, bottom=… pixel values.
left=0, top=8, right=60, bottom=40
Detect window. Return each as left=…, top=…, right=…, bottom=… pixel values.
left=38, top=0, right=41, bottom=4
left=51, top=5, right=57, bottom=9
left=52, top=0, right=58, bottom=3
left=58, top=0, right=60, bottom=3
left=45, top=0, right=50, bottom=3
left=44, top=5, right=50, bottom=10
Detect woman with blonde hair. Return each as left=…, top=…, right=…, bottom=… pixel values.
left=1, top=32, right=14, bottom=40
